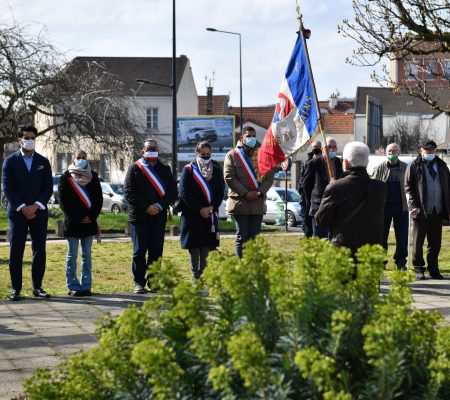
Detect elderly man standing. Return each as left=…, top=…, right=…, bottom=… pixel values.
left=371, top=143, right=409, bottom=270
left=303, top=137, right=343, bottom=238
left=315, top=142, right=386, bottom=255
left=405, top=139, right=450, bottom=280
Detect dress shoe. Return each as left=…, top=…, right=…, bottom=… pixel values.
left=68, top=290, right=82, bottom=296
left=9, top=290, right=21, bottom=301
left=429, top=272, right=444, bottom=280
left=415, top=272, right=426, bottom=281
left=81, top=290, right=93, bottom=296
left=33, top=288, right=50, bottom=298
left=134, top=284, right=146, bottom=294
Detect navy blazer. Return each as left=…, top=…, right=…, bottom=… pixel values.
left=2, top=150, right=53, bottom=217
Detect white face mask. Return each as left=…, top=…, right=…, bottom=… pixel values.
left=22, top=139, right=35, bottom=151
left=143, top=151, right=158, bottom=159
left=196, top=156, right=211, bottom=166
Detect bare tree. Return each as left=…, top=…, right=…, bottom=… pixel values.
left=383, top=115, right=437, bottom=152
left=339, top=0, right=450, bottom=113
left=0, top=21, right=141, bottom=173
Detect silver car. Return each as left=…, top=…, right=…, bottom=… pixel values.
left=101, top=182, right=128, bottom=213
left=264, top=187, right=302, bottom=227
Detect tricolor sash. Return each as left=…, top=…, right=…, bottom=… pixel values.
left=234, top=148, right=259, bottom=190
left=136, top=158, right=167, bottom=201
left=184, top=163, right=212, bottom=204
left=68, top=177, right=91, bottom=209
left=184, top=162, right=219, bottom=237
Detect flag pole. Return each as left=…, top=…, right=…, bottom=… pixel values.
left=296, top=4, right=334, bottom=181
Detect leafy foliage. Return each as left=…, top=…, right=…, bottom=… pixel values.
left=24, top=238, right=450, bottom=399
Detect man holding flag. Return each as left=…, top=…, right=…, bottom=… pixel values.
left=224, top=127, right=274, bottom=258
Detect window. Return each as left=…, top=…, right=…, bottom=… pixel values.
left=146, top=108, right=159, bottom=130
left=406, top=62, right=418, bottom=80
left=100, top=154, right=111, bottom=181
left=443, top=60, right=450, bottom=79
left=426, top=61, right=436, bottom=80
left=56, top=153, right=70, bottom=173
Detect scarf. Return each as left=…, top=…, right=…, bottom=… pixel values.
left=68, top=163, right=93, bottom=186
left=196, top=157, right=213, bottom=181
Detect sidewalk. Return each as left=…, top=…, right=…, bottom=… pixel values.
left=0, top=280, right=449, bottom=400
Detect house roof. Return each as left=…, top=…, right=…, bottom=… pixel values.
left=318, top=100, right=355, bottom=114
left=355, top=86, right=450, bottom=116
left=198, top=95, right=229, bottom=115
left=323, top=114, right=354, bottom=134
left=70, top=56, right=189, bottom=96
left=229, top=106, right=275, bottom=128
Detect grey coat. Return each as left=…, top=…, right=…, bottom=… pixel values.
left=371, top=160, right=408, bottom=212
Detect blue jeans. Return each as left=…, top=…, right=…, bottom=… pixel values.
left=382, top=204, right=408, bottom=267
left=233, top=215, right=263, bottom=258
left=66, top=236, right=94, bottom=291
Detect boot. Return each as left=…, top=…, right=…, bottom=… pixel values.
left=414, top=266, right=426, bottom=280
left=428, top=266, right=444, bottom=280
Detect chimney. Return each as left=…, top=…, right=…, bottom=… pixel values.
left=329, top=93, right=337, bottom=109
left=206, top=86, right=213, bottom=114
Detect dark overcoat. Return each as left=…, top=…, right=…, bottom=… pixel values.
left=179, top=160, right=225, bottom=249
left=58, top=170, right=103, bottom=237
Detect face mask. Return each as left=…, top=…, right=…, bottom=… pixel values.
left=328, top=151, right=336, bottom=159
left=75, top=159, right=88, bottom=169
left=144, top=151, right=158, bottom=160
left=197, top=156, right=211, bottom=166
left=22, top=139, right=35, bottom=151
left=387, top=155, right=398, bottom=162
left=423, top=153, right=436, bottom=162
left=312, top=147, right=322, bottom=155
left=245, top=137, right=257, bottom=148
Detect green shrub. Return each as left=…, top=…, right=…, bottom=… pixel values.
left=24, top=238, right=450, bottom=399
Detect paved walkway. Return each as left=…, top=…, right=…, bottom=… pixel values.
left=0, top=280, right=449, bottom=400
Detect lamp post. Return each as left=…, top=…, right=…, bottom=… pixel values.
left=206, top=27, right=242, bottom=137
left=136, top=0, right=177, bottom=178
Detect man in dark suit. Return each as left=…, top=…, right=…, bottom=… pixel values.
left=303, top=137, right=343, bottom=238
left=2, top=125, right=53, bottom=301
left=124, top=138, right=177, bottom=294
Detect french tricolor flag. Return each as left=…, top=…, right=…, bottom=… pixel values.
left=258, top=31, right=320, bottom=176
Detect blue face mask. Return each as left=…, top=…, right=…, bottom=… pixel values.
left=245, top=137, right=257, bottom=148
left=76, top=159, right=88, bottom=169
left=328, top=151, right=337, bottom=159
left=422, top=153, right=436, bottom=162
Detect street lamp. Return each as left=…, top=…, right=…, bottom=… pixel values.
left=136, top=0, right=177, bottom=179
left=206, top=27, right=243, bottom=138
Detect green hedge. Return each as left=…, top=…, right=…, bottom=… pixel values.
left=24, top=238, right=450, bottom=399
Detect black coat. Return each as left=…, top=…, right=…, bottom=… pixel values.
left=179, top=161, right=225, bottom=249
left=303, top=155, right=343, bottom=216
left=124, top=159, right=177, bottom=224
left=58, top=171, right=103, bottom=238
left=315, top=168, right=387, bottom=254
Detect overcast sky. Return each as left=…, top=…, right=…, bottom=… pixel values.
left=1, top=0, right=379, bottom=107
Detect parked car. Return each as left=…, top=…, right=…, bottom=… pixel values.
left=264, top=187, right=302, bottom=227
left=186, top=127, right=218, bottom=144
left=101, top=182, right=128, bottom=213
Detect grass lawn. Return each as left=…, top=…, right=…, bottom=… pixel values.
left=1, top=229, right=450, bottom=301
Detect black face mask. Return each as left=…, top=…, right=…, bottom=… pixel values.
left=312, top=147, right=322, bottom=155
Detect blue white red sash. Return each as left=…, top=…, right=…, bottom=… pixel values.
left=136, top=159, right=166, bottom=199
left=184, top=163, right=212, bottom=204
left=234, top=148, right=259, bottom=190
left=68, top=177, right=91, bottom=209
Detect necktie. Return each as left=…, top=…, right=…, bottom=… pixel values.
left=426, top=161, right=437, bottom=180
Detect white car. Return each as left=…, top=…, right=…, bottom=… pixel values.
left=264, top=187, right=302, bottom=227
left=101, top=182, right=128, bottom=213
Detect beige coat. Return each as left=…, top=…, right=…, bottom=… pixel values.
left=224, top=147, right=274, bottom=215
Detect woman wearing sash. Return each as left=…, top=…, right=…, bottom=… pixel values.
left=179, top=141, right=225, bottom=280
left=58, top=150, right=103, bottom=296
left=224, top=127, right=274, bottom=258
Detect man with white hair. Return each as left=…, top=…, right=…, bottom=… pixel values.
left=315, top=141, right=386, bottom=254
left=371, top=143, right=409, bottom=270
